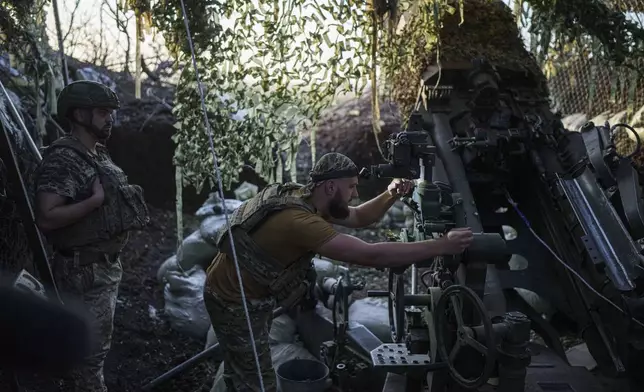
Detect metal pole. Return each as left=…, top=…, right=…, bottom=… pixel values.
left=51, top=0, right=70, bottom=86
left=140, top=342, right=222, bottom=391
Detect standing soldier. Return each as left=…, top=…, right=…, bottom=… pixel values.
left=33, top=80, right=150, bottom=392
left=204, top=152, right=474, bottom=392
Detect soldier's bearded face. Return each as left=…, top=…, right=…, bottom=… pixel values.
left=328, top=188, right=350, bottom=219
left=327, top=177, right=359, bottom=219
left=90, top=108, right=114, bottom=140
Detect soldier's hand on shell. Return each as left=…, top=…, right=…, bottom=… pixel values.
left=439, top=227, right=474, bottom=255
left=92, top=178, right=105, bottom=205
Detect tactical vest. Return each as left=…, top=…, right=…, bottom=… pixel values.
left=215, top=182, right=317, bottom=301
left=39, top=137, right=150, bottom=250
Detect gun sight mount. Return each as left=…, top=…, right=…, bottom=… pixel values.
left=360, top=127, right=436, bottom=181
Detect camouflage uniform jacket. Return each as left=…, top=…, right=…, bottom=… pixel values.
left=215, top=182, right=317, bottom=301
left=35, top=136, right=150, bottom=253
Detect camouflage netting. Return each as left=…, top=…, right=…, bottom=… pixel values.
left=546, top=0, right=644, bottom=164
left=610, top=0, right=644, bottom=13
left=388, top=0, right=546, bottom=119
left=549, top=59, right=644, bottom=127
left=551, top=54, right=644, bottom=162
left=548, top=58, right=644, bottom=119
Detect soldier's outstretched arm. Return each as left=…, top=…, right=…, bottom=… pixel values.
left=316, top=228, right=473, bottom=268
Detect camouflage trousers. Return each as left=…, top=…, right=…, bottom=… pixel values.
left=204, top=289, right=276, bottom=392
left=52, top=252, right=123, bottom=392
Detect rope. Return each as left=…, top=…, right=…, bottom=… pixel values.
left=177, top=1, right=266, bottom=390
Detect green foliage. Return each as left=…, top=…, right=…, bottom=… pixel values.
left=151, top=0, right=372, bottom=192
left=0, top=0, right=51, bottom=77
left=0, top=0, right=38, bottom=53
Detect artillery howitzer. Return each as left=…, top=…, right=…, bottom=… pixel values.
left=294, top=58, right=644, bottom=392
left=141, top=58, right=644, bottom=391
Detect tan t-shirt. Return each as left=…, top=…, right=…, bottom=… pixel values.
left=205, top=204, right=338, bottom=303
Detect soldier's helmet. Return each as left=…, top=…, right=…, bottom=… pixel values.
left=57, top=81, right=120, bottom=128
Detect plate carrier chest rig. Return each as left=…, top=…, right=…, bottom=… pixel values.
left=39, top=137, right=150, bottom=250
left=215, top=182, right=317, bottom=302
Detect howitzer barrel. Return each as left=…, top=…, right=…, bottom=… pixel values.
left=430, top=113, right=482, bottom=231
left=465, top=233, right=512, bottom=267
left=429, top=112, right=507, bottom=317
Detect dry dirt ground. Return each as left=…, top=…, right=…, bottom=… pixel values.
left=102, top=206, right=215, bottom=392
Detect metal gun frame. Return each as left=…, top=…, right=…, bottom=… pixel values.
left=316, top=58, right=644, bottom=391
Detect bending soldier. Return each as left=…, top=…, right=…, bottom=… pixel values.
left=204, top=152, right=474, bottom=392
left=34, top=80, right=150, bottom=392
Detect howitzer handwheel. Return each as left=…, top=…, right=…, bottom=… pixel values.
left=387, top=269, right=406, bottom=343
left=387, top=229, right=411, bottom=343
left=332, top=275, right=365, bottom=339
left=332, top=276, right=350, bottom=337
left=435, top=285, right=496, bottom=390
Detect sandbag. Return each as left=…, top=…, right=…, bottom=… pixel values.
left=163, top=266, right=211, bottom=339
left=196, top=193, right=243, bottom=221
left=157, top=255, right=179, bottom=283
left=177, top=230, right=218, bottom=270
left=348, top=297, right=392, bottom=343
left=234, top=182, right=259, bottom=201
left=312, top=258, right=346, bottom=287
left=269, top=314, right=297, bottom=345
left=200, top=215, right=228, bottom=246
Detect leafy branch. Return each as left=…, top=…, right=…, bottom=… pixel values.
left=151, top=0, right=371, bottom=192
